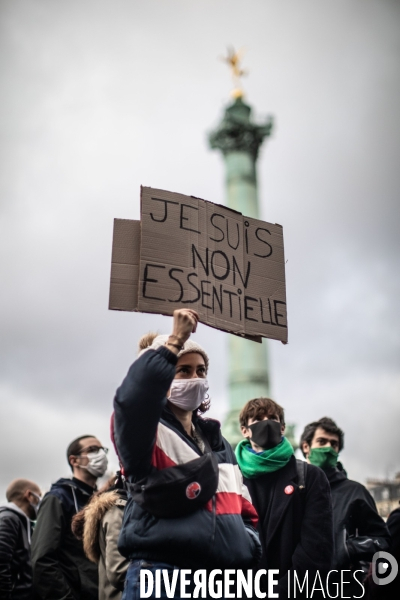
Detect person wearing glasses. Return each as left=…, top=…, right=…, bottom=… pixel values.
left=31, top=435, right=108, bottom=600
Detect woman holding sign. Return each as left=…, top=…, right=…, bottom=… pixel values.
left=113, top=309, right=261, bottom=599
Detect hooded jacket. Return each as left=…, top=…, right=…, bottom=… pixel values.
left=0, top=503, right=32, bottom=600
left=113, top=345, right=261, bottom=570
left=31, top=477, right=98, bottom=600
left=325, top=464, right=390, bottom=569
left=82, top=489, right=128, bottom=600
left=385, top=507, right=400, bottom=596
left=363, top=506, right=400, bottom=600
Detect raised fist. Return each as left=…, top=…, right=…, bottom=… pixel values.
left=171, top=309, right=199, bottom=346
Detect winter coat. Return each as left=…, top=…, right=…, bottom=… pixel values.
left=325, top=464, right=390, bottom=568
left=31, top=477, right=98, bottom=600
left=385, top=507, right=400, bottom=596
left=113, top=345, right=261, bottom=570
left=387, top=507, right=400, bottom=565
left=325, top=464, right=391, bottom=598
left=388, top=506, right=400, bottom=548
left=82, top=489, right=128, bottom=600
left=364, top=506, right=400, bottom=600
left=244, top=455, right=334, bottom=599
left=0, top=503, right=33, bottom=600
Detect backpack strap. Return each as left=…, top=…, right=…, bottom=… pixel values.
left=296, top=459, right=307, bottom=493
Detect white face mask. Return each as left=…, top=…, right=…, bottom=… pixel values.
left=168, top=378, right=209, bottom=411
left=81, top=448, right=108, bottom=478
left=29, top=492, right=42, bottom=519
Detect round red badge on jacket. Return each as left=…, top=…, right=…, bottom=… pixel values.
left=284, top=485, right=294, bottom=495
left=186, top=482, right=201, bottom=499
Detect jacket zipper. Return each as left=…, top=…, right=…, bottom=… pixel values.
left=210, top=494, right=217, bottom=548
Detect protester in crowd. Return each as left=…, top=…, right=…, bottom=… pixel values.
left=113, top=308, right=261, bottom=599
left=385, top=505, right=400, bottom=595
left=0, top=479, right=42, bottom=600
left=236, top=398, right=334, bottom=599
left=71, top=472, right=128, bottom=600
left=364, top=502, right=400, bottom=599
left=31, top=435, right=108, bottom=600
left=300, top=417, right=390, bottom=596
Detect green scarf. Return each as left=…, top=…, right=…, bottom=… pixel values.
left=235, top=437, right=294, bottom=478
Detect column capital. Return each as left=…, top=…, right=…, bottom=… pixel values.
left=209, top=97, right=273, bottom=159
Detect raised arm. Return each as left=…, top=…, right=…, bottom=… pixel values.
left=113, top=309, right=198, bottom=480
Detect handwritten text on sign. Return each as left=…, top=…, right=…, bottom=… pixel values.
left=109, top=187, right=287, bottom=343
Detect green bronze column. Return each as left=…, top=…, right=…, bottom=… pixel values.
left=209, top=96, right=273, bottom=445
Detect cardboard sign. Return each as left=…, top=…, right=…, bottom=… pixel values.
left=109, top=187, right=288, bottom=343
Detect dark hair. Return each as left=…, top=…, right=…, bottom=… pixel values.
left=197, top=397, right=210, bottom=415
left=66, top=435, right=96, bottom=471
left=299, top=417, right=344, bottom=457
left=239, top=398, right=285, bottom=429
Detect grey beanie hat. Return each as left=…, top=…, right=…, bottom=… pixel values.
left=138, top=333, right=209, bottom=372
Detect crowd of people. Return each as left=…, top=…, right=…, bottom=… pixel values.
left=1, top=309, right=398, bottom=599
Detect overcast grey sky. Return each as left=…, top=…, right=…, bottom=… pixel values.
left=1, top=0, right=399, bottom=500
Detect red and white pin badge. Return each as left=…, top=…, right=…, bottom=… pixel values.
left=186, top=482, right=201, bottom=499
left=284, top=485, right=294, bottom=495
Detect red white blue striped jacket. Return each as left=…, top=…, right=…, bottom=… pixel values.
left=114, top=345, right=260, bottom=569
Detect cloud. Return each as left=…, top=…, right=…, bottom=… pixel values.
left=0, top=0, right=399, bottom=498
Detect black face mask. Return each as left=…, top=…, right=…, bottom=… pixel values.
left=248, top=419, right=282, bottom=450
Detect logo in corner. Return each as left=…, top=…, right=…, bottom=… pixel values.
left=186, top=482, right=201, bottom=499
left=372, top=551, right=398, bottom=586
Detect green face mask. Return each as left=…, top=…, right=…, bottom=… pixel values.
left=308, top=446, right=338, bottom=470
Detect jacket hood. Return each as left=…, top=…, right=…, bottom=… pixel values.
left=50, top=477, right=94, bottom=493
left=324, top=462, right=348, bottom=485
left=0, top=501, right=29, bottom=520
left=50, top=477, right=76, bottom=489
left=0, top=502, right=31, bottom=542
left=83, top=489, right=127, bottom=563
left=45, top=477, right=96, bottom=514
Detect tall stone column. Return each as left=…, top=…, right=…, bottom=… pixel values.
left=209, top=97, right=273, bottom=445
